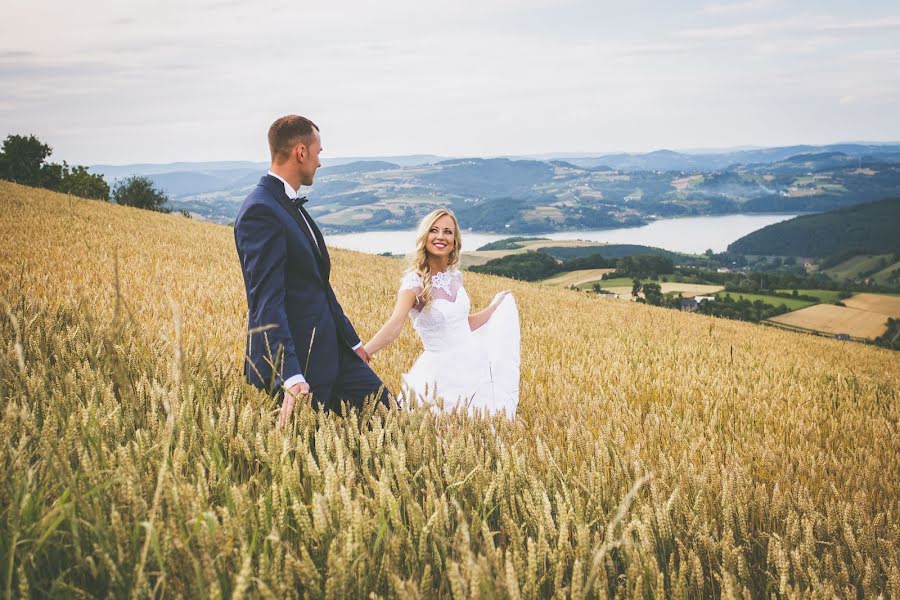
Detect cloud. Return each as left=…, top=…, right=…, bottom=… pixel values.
left=677, top=15, right=900, bottom=41
left=2, top=0, right=898, bottom=162
left=700, top=0, right=774, bottom=15
left=0, top=50, right=35, bottom=59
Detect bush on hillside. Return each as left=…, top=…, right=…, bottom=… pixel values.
left=112, top=175, right=172, bottom=213
left=0, top=134, right=109, bottom=200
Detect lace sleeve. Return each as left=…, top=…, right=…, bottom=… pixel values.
left=399, top=271, right=423, bottom=293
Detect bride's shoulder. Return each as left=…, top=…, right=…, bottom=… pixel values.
left=400, top=270, right=423, bottom=291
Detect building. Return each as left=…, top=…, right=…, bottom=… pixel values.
left=680, top=298, right=698, bottom=311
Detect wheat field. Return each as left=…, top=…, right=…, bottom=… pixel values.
left=1, top=181, right=898, bottom=598
left=542, top=270, right=616, bottom=288
left=766, top=304, right=890, bottom=340
left=842, top=294, right=900, bottom=318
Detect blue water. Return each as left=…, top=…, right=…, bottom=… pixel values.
left=325, top=213, right=802, bottom=256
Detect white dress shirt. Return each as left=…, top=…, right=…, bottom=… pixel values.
left=266, top=171, right=361, bottom=390
left=267, top=170, right=318, bottom=250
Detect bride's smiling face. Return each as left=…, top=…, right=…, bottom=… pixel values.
left=426, top=215, right=456, bottom=259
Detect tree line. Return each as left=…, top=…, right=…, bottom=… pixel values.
left=469, top=251, right=674, bottom=281
left=0, top=134, right=175, bottom=213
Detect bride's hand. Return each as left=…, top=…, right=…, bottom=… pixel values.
left=490, top=290, right=512, bottom=309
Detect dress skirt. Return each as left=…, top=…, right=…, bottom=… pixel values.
left=401, top=294, right=520, bottom=417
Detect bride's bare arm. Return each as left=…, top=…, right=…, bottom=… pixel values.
left=364, top=290, right=418, bottom=356
left=468, top=290, right=511, bottom=331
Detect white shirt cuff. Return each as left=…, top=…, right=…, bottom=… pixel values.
left=283, top=374, right=306, bottom=388
left=352, top=342, right=362, bottom=350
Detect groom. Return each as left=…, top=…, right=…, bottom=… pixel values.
left=234, top=115, right=390, bottom=424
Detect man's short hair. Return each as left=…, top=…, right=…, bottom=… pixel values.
left=268, top=115, right=319, bottom=163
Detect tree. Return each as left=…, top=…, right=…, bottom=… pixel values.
left=112, top=176, right=171, bottom=213
left=632, top=278, right=642, bottom=297
left=1, top=134, right=111, bottom=201
left=469, top=251, right=560, bottom=281
left=62, top=165, right=110, bottom=200
left=38, top=160, right=66, bottom=191
left=641, top=282, right=664, bottom=306
left=0, top=134, right=52, bottom=185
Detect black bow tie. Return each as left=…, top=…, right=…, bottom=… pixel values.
left=290, top=195, right=308, bottom=208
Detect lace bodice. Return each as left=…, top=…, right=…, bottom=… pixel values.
left=399, top=269, right=471, bottom=351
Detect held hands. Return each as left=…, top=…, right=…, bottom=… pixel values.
left=355, top=345, right=371, bottom=364
left=278, top=381, right=310, bottom=429
left=278, top=344, right=371, bottom=429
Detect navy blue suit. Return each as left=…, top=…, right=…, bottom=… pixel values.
left=234, top=175, right=389, bottom=412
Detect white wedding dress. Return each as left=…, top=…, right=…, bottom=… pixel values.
left=399, top=269, right=520, bottom=417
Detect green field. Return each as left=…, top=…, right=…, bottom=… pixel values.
left=583, top=277, right=635, bottom=289
left=775, top=289, right=843, bottom=303
left=715, top=292, right=815, bottom=310
left=823, top=254, right=894, bottom=281
left=871, top=261, right=900, bottom=286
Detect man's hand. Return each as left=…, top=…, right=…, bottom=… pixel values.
left=278, top=381, right=310, bottom=429
left=355, top=344, right=371, bottom=364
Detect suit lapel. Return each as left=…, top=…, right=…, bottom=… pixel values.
left=259, top=175, right=327, bottom=277
left=298, top=204, right=331, bottom=279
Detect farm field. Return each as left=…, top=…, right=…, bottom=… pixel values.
left=542, top=268, right=616, bottom=287
left=584, top=276, right=633, bottom=288
left=462, top=239, right=610, bottom=268
left=870, top=260, right=900, bottom=286
left=775, top=288, right=844, bottom=303
left=459, top=248, right=511, bottom=267
left=823, top=253, right=894, bottom=280
left=766, top=303, right=891, bottom=339
left=1, top=181, right=898, bottom=597
left=715, top=292, right=816, bottom=311
left=604, top=282, right=724, bottom=298
left=841, top=292, right=900, bottom=317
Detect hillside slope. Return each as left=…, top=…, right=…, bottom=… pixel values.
left=1, top=181, right=897, bottom=597
left=727, top=196, right=900, bottom=256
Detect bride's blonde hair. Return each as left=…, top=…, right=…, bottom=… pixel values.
left=407, top=208, right=462, bottom=309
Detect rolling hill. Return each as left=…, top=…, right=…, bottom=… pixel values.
left=727, top=196, right=900, bottom=257
left=90, top=143, right=900, bottom=232
left=1, top=180, right=897, bottom=597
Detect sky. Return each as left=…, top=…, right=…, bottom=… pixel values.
left=2, top=0, right=899, bottom=165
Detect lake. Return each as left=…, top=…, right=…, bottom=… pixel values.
left=325, top=213, right=803, bottom=256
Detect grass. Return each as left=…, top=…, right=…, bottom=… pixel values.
left=1, top=180, right=898, bottom=597
left=823, top=253, right=894, bottom=281
left=775, top=288, right=844, bottom=303
left=715, top=292, right=815, bottom=310
left=583, top=277, right=635, bottom=289
left=871, top=261, right=900, bottom=286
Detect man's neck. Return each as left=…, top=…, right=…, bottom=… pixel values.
left=269, top=165, right=301, bottom=191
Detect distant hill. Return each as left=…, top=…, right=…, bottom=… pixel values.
left=91, top=143, right=900, bottom=230
left=537, top=244, right=683, bottom=261
left=727, top=197, right=900, bottom=257
left=90, top=160, right=266, bottom=179
left=318, top=161, right=401, bottom=176
left=565, top=144, right=900, bottom=171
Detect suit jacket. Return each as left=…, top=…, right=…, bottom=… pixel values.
left=234, top=174, right=360, bottom=392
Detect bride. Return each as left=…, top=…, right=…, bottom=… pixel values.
left=364, top=209, right=520, bottom=417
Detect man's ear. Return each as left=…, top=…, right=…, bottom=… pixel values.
left=294, top=143, right=307, bottom=162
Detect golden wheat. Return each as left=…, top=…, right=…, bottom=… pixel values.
left=1, top=180, right=898, bottom=598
